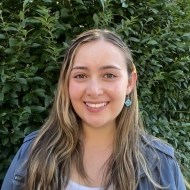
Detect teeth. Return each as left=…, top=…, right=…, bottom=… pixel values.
left=85, top=102, right=107, bottom=108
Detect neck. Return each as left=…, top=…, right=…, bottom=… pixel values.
left=81, top=123, right=116, bottom=148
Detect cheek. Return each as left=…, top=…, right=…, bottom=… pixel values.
left=108, top=81, right=128, bottom=98
left=69, top=81, right=82, bottom=101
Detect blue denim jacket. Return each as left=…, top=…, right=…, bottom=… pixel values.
left=1, top=131, right=186, bottom=190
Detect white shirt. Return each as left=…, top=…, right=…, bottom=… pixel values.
left=65, top=180, right=104, bottom=190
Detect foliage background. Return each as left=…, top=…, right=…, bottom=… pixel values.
left=0, top=0, right=190, bottom=186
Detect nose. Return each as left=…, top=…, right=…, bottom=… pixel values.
left=86, top=78, right=103, bottom=97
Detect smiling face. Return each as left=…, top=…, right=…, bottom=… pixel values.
left=69, top=40, right=136, bottom=130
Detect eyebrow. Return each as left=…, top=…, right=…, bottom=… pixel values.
left=71, top=65, right=121, bottom=70
left=71, top=66, right=88, bottom=70
left=100, top=65, right=121, bottom=70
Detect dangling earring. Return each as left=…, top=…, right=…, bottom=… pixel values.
left=125, top=95, right=132, bottom=107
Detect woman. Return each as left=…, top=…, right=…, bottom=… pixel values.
left=1, top=29, right=187, bottom=190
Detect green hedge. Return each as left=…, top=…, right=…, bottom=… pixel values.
left=0, top=0, right=190, bottom=184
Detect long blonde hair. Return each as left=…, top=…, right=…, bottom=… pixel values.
left=24, top=29, right=157, bottom=190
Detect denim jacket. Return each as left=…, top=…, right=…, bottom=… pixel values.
left=1, top=131, right=186, bottom=190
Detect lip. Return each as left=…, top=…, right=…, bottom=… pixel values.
left=84, top=101, right=109, bottom=112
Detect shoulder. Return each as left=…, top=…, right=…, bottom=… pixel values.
left=18, top=130, right=38, bottom=158
left=1, top=131, right=38, bottom=190
left=140, top=135, right=176, bottom=172
left=23, top=130, right=38, bottom=143
left=143, top=135, right=174, bottom=158
left=139, top=135, right=186, bottom=189
left=12, top=130, right=38, bottom=164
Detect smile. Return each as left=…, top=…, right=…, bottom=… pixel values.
left=85, top=102, right=108, bottom=108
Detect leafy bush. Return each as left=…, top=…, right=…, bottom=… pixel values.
left=0, top=0, right=189, bottom=185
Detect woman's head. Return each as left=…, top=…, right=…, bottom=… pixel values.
left=55, top=29, right=138, bottom=131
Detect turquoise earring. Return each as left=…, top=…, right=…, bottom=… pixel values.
left=125, top=96, right=132, bottom=107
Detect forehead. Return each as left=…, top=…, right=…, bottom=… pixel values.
left=72, top=40, right=127, bottom=68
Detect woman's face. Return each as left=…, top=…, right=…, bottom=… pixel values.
left=69, top=40, right=136, bottom=130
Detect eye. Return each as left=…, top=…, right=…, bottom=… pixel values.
left=103, top=73, right=116, bottom=79
left=74, top=74, right=87, bottom=79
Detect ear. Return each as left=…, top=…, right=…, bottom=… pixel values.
left=126, top=71, right=137, bottom=95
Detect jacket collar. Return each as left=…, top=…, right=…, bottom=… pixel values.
left=139, top=135, right=174, bottom=178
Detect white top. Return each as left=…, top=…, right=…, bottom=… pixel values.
left=65, top=180, right=104, bottom=190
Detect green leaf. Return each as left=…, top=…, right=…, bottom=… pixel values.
left=13, top=83, right=21, bottom=92
left=2, top=84, right=11, bottom=93
left=23, top=0, right=31, bottom=9
left=99, top=0, right=105, bottom=10
left=182, top=33, right=190, bottom=38
left=31, top=43, right=41, bottom=47
left=74, top=0, right=84, bottom=4
left=22, top=93, right=33, bottom=104
left=0, top=34, right=6, bottom=39
left=10, top=99, right=19, bottom=107
left=0, top=93, right=4, bottom=101
left=42, top=0, right=53, bottom=2
left=0, top=112, right=7, bottom=118
left=23, top=106, right=31, bottom=114
left=129, top=37, right=140, bottom=42
left=25, top=18, right=41, bottom=23
left=33, top=89, right=46, bottom=98
left=147, top=40, right=158, bottom=45
left=16, top=78, right=27, bottom=85
left=122, top=2, right=128, bottom=8
left=11, top=92, right=18, bottom=98
left=19, top=11, right=24, bottom=20
left=93, top=14, right=99, bottom=26
left=4, top=48, right=15, bottom=54
left=5, top=26, right=18, bottom=32
left=0, top=68, right=6, bottom=83
left=31, top=106, right=46, bottom=113
left=2, top=138, right=9, bottom=146
left=44, top=96, right=53, bottom=108
left=44, top=66, right=57, bottom=72
left=32, top=77, right=44, bottom=82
